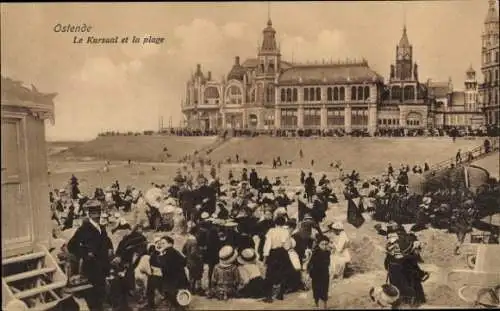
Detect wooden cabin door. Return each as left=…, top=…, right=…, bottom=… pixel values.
left=1, top=115, right=34, bottom=256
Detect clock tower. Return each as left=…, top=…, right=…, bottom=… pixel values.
left=394, top=26, right=413, bottom=81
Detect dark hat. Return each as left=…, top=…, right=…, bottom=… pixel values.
left=84, top=200, right=102, bottom=214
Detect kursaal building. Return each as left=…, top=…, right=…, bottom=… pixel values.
left=182, top=3, right=496, bottom=133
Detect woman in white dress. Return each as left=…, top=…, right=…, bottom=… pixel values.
left=327, top=222, right=351, bottom=281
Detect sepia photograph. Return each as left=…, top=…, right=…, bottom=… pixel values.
left=1, top=1, right=499, bottom=310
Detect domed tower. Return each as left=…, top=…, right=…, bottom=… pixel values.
left=257, top=18, right=281, bottom=78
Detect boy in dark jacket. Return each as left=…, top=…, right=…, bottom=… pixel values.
left=307, top=235, right=331, bottom=309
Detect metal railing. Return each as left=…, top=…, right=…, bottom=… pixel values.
left=428, top=138, right=499, bottom=174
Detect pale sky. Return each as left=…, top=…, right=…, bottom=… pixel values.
left=0, top=1, right=493, bottom=141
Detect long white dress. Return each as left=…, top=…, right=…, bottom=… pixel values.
left=329, top=231, right=351, bottom=280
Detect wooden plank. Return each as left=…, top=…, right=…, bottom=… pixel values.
left=14, top=281, right=66, bottom=300
left=4, top=267, right=56, bottom=283
left=2, top=251, right=45, bottom=265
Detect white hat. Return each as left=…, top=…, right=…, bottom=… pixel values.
left=59, top=189, right=66, bottom=194
left=330, top=221, right=344, bottom=231
left=200, top=212, right=210, bottom=220
left=176, top=289, right=192, bottom=307
left=165, top=197, right=177, bottom=206
left=218, top=245, right=237, bottom=265
left=422, top=197, right=432, bottom=205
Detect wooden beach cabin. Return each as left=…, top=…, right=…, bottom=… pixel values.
left=1, top=76, right=69, bottom=310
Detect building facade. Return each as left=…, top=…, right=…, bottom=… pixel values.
left=427, top=68, right=484, bottom=130
left=182, top=16, right=486, bottom=133
left=480, top=0, right=499, bottom=126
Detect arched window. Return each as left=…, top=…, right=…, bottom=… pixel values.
left=316, top=88, right=321, bottom=101
left=333, top=87, right=339, bottom=101
left=357, top=87, right=363, bottom=101
left=339, top=87, right=345, bottom=100
left=204, top=87, right=220, bottom=99
left=404, top=86, right=415, bottom=100
left=293, top=88, right=298, bottom=102
left=266, top=85, right=274, bottom=103
left=226, top=85, right=243, bottom=105
left=309, top=87, right=315, bottom=101
left=351, top=86, right=357, bottom=100
left=364, top=86, right=370, bottom=100
left=304, top=88, right=309, bottom=101
left=286, top=88, right=292, bottom=102
left=327, top=87, right=333, bottom=101
left=391, top=86, right=402, bottom=100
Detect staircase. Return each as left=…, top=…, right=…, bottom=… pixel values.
left=194, top=136, right=232, bottom=157
left=2, top=244, right=69, bottom=310
left=428, top=138, right=499, bottom=174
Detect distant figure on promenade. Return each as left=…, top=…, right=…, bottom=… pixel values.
left=484, top=139, right=491, bottom=153
left=456, top=149, right=462, bottom=164
left=299, top=149, right=304, bottom=159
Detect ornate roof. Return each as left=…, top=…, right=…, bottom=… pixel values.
left=278, top=62, right=384, bottom=84
left=260, top=19, right=278, bottom=53
left=1, top=75, right=57, bottom=122
left=241, top=58, right=259, bottom=68
left=485, top=0, right=499, bottom=24
left=466, top=64, right=475, bottom=74
left=398, top=26, right=411, bottom=47
left=227, top=65, right=247, bottom=81
left=427, top=81, right=452, bottom=98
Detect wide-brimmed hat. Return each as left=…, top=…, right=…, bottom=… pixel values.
left=223, top=220, right=238, bottom=228
left=176, top=289, right=192, bottom=307
left=237, top=248, right=257, bottom=265
left=84, top=200, right=102, bottom=214
left=422, top=197, right=432, bottom=205
left=218, top=245, right=238, bottom=265
left=369, top=284, right=400, bottom=307
left=200, top=212, right=210, bottom=220
left=58, top=188, right=67, bottom=194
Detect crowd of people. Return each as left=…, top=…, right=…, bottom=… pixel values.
left=48, top=144, right=499, bottom=310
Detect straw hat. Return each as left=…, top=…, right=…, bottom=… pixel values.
left=218, top=245, right=238, bottom=265
left=422, top=197, right=432, bottom=205
left=329, top=221, right=344, bottom=231
left=223, top=220, right=238, bottom=228
left=237, top=248, right=258, bottom=265
left=200, top=212, right=210, bottom=220
left=176, top=289, right=192, bottom=307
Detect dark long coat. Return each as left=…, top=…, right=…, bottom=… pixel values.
left=67, top=220, right=113, bottom=285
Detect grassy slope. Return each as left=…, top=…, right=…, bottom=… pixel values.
left=207, top=136, right=482, bottom=176
left=50, top=135, right=218, bottom=162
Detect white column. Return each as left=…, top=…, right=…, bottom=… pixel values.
left=344, top=105, right=352, bottom=133
left=222, top=111, right=227, bottom=129
left=274, top=107, right=281, bottom=129
left=368, top=104, right=377, bottom=136
left=298, top=106, right=304, bottom=128
left=320, top=105, right=327, bottom=130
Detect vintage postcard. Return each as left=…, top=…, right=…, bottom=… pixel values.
left=1, top=1, right=499, bottom=310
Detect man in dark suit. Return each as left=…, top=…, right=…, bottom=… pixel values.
left=67, top=200, right=114, bottom=311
